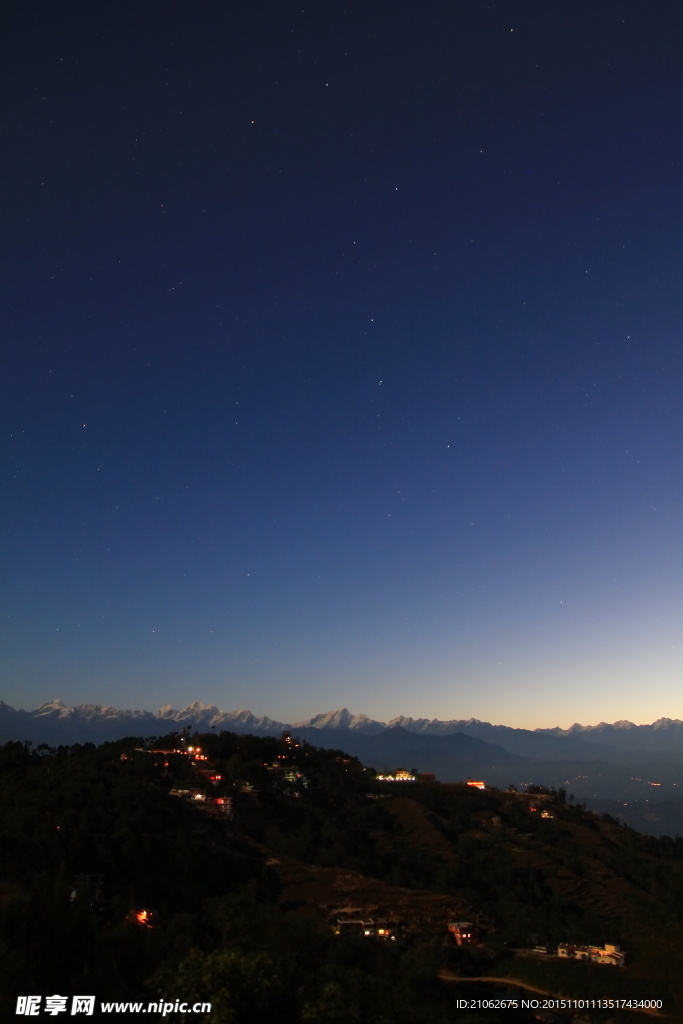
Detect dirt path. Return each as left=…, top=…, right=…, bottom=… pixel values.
left=439, top=971, right=554, bottom=995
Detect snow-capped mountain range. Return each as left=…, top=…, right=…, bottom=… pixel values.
left=1, top=698, right=683, bottom=758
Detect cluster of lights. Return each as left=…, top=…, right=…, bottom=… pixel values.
left=376, top=770, right=416, bottom=782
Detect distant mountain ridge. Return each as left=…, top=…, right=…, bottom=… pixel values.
left=2, top=698, right=683, bottom=755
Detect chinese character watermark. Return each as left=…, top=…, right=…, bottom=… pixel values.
left=15, top=995, right=96, bottom=1017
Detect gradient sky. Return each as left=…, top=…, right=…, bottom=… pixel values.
left=3, top=1, right=683, bottom=728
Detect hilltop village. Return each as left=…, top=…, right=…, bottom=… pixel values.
left=139, top=730, right=632, bottom=966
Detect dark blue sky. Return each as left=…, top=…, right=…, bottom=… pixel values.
left=4, top=1, right=683, bottom=726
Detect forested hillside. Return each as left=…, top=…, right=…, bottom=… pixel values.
left=1, top=733, right=681, bottom=1021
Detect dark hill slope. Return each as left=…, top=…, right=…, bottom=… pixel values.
left=2, top=733, right=683, bottom=1019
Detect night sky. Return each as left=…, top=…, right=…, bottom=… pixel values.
left=4, top=1, right=683, bottom=727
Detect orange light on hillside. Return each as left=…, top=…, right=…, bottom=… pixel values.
left=133, top=909, right=155, bottom=927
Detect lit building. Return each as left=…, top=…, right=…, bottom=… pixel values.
left=559, top=942, right=625, bottom=966
left=332, top=917, right=398, bottom=941
left=448, top=922, right=479, bottom=945
left=376, top=769, right=416, bottom=782
left=210, top=796, right=233, bottom=818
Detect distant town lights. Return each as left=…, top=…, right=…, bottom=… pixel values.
left=376, top=769, right=416, bottom=782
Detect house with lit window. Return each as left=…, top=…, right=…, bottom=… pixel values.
left=590, top=944, right=625, bottom=967
left=558, top=942, right=624, bottom=965
left=447, top=922, right=479, bottom=945
left=209, top=796, right=233, bottom=818
left=558, top=943, right=591, bottom=960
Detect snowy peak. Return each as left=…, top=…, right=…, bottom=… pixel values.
left=296, top=708, right=385, bottom=732
left=33, top=699, right=72, bottom=717
left=217, top=709, right=266, bottom=726
left=387, top=715, right=423, bottom=730
left=155, top=705, right=287, bottom=733
left=211, top=709, right=284, bottom=731
left=171, top=703, right=222, bottom=722
left=386, top=715, right=486, bottom=735
left=299, top=708, right=355, bottom=729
